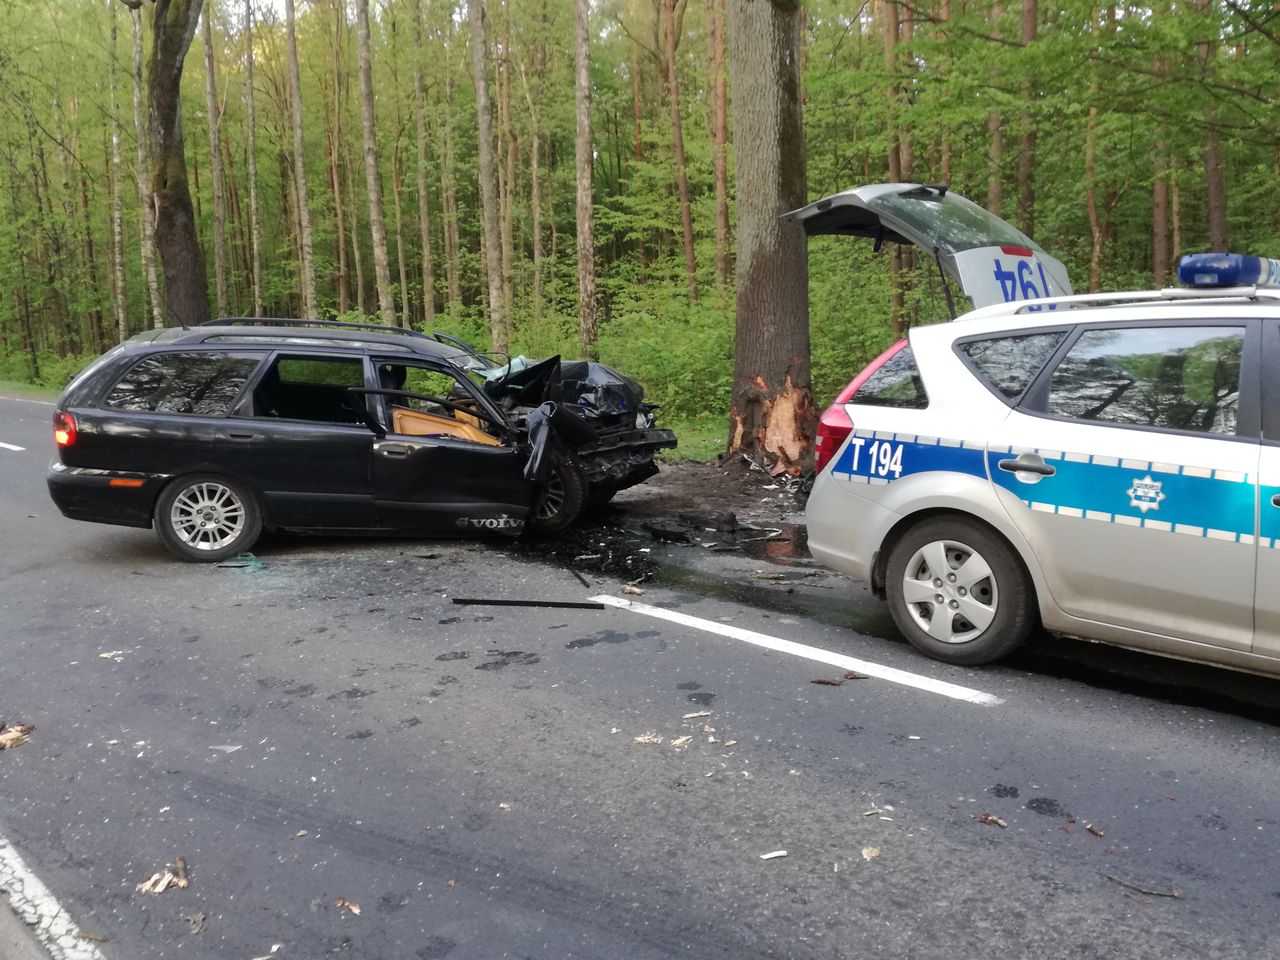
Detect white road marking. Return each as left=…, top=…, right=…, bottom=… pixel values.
left=0, top=396, right=55, bottom=407
left=0, top=442, right=26, bottom=452
left=592, top=595, right=1003, bottom=706
left=0, top=834, right=106, bottom=960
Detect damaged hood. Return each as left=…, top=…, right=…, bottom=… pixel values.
left=783, top=183, right=1072, bottom=313
left=480, top=356, right=652, bottom=423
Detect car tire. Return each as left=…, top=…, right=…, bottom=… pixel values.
left=884, top=516, right=1035, bottom=666
left=154, top=474, right=263, bottom=563
left=529, top=452, right=586, bottom=534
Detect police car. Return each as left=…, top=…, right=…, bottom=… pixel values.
left=793, top=184, right=1280, bottom=678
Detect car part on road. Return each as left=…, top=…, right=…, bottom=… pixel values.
left=450, top=598, right=607, bottom=610
left=885, top=517, right=1035, bottom=666
left=154, top=475, right=264, bottom=563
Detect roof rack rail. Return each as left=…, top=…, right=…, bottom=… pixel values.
left=963, top=285, right=1280, bottom=322
left=201, top=317, right=435, bottom=340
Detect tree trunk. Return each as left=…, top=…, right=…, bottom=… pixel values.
left=663, top=0, right=697, bottom=303
left=413, top=0, right=436, bottom=326
left=74, top=117, right=108, bottom=352
left=284, top=0, right=318, bottom=318
left=110, top=5, right=129, bottom=341
left=131, top=6, right=165, bottom=328
left=202, top=2, right=228, bottom=317
left=1171, top=156, right=1181, bottom=262
left=630, top=43, right=644, bottom=162
left=391, top=148, right=411, bottom=326
left=574, top=0, right=598, bottom=358
left=880, top=0, right=905, bottom=337
left=499, top=6, right=516, bottom=327
left=356, top=0, right=396, bottom=322
left=985, top=2, right=1004, bottom=215
left=520, top=51, right=545, bottom=321
left=1084, top=10, right=1102, bottom=293
left=468, top=0, right=508, bottom=350
left=329, top=0, right=349, bottom=314
left=939, top=0, right=952, bottom=185
left=709, top=0, right=730, bottom=292
left=345, top=147, right=367, bottom=314
left=1197, top=1, right=1227, bottom=250
left=1152, top=138, right=1170, bottom=286
left=145, top=0, right=212, bottom=326
left=1016, top=0, right=1036, bottom=235
left=243, top=0, right=263, bottom=315
left=726, top=0, right=813, bottom=474
left=441, top=72, right=462, bottom=307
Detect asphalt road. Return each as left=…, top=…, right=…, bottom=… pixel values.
left=0, top=394, right=1277, bottom=959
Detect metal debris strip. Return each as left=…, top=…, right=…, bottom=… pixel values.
left=1104, top=874, right=1181, bottom=899
left=0, top=722, right=35, bottom=751
left=565, top=566, right=592, bottom=589
left=758, top=850, right=788, bottom=860
left=451, top=597, right=606, bottom=610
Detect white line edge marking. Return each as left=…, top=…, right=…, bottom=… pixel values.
left=0, top=396, right=56, bottom=407
left=0, top=834, right=106, bottom=960
left=592, top=595, right=1003, bottom=706
left=0, top=442, right=26, bottom=452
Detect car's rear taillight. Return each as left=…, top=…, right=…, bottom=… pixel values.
left=53, top=410, right=77, bottom=448
left=814, top=339, right=909, bottom=474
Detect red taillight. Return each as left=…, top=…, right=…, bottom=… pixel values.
left=814, top=338, right=909, bottom=474
left=1000, top=244, right=1034, bottom=257
left=53, top=410, right=76, bottom=448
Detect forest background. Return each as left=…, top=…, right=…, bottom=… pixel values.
left=0, top=0, right=1275, bottom=460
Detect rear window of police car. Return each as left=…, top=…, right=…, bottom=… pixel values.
left=958, top=331, right=1065, bottom=401
left=853, top=346, right=928, bottom=408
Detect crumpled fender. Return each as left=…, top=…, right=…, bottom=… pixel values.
left=523, top=401, right=598, bottom=482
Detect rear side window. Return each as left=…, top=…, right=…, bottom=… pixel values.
left=254, top=355, right=368, bottom=424
left=852, top=346, right=928, bottom=409
left=959, top=331, right=1065, bottom=400
left=1046, top=326, right=1244, bottom=435
left=103, top=352, right=260, bottom=416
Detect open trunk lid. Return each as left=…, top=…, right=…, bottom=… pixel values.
left=784, top=183, right=1072, bottom=313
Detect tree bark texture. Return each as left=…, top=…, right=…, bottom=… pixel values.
left=985, top=2, right=1004, bottom=215
left=243, top=0, right=262, bottom=314
left=1016, top=0, right=1036, bottom=235
left=413, top=0, right=436, bottom=326
left=1152, top=137, right=1170, bottom=286
left=726, top=0, right=813, bottom=474
left=880, top=0, right=905, bottom=337
left=284, top=0, right=318, bottom=318
left=131, top=6, right=165, bottom=328
left=574, top=0, right=598, bottom=357
left=469, top=0, right=508, bottom=350
left=663, top=0, right=697, bottom=303
left=441, top=72, right=462, bottom=307
left=146, top=0, right=212, bottom=326
left=709, top=0, right=730, bottom=292
left=499, top=7, right=516, bottom=325
left=110, top=6, right=129, bottom=341
left=202, top=1, right=228, bottom=316
left=356, top=0, right=396, bottom=322
left=1196, top=0, right=1228, bottom=250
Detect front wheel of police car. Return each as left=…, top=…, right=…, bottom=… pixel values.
left=885, top=516, right=1036, bottom=666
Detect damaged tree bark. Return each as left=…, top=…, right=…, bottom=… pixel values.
left=725, top=0, right=814, bottom=475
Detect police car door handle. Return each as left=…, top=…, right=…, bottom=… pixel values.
left=1272, top=493, right=1280, bottom=509
left=998, top=455, right=1056, bottom=478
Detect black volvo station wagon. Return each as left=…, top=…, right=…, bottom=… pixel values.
left=47, top=320, right=675, bottom=561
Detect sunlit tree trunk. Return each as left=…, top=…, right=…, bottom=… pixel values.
left=1196, top=0, right=1227, bottom=249
left=574, top=0, right=598, bottom=357
left=327, top=0, right=349, bottom=314
left=284, top=0, right=317, bottom=318
left=709, top=0, right=730, bottom=293
left=468, top=0, right=508, bottom=350
left=726, top=0, right=813, bottom=474
left=880, top=0, right=905, bottom=336
left=244, top=0, right=262, bottom=315
left=202, top=2, right=228, bottom=317
left=413, top=0, right=436, bottom=326
left=662, top=0, right=697, bottom=302
left=441, top=72, right=462, bottom=308
left=985, top=2, right=1004, bottom=215
left=499, top=5, right=516, bottom=326
left=131, top=6, right=165, bottom=328
left=110, top=5, right=128, bottom=341
left=355, top=0, right=395, bottom=322
left=1016, top=0, right=1037, bottom=235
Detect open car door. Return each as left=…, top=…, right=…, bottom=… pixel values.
left=784, top=183, right=1072, bottom=314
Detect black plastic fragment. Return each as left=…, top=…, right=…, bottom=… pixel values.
left=451, top=598, right=606, bottom=610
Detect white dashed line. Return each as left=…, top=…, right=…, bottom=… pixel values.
left=592, top=595, right=1003, bottom=706
left=0, top=396, right=55, bottom=407
left=0, top=834, right=106, bottom=960
left=0, top=442, right=26, bottom=452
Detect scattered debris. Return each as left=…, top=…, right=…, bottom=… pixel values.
left=702, top=724, right=715, bottom=733
left=724, top=740, right=738, bottom=747
left=633, top=732, right=663, bottom=744
left=0, top=722, right=35, bottom=751
left=978, top=813, right=1008, bottom=829
left=413, top=553, right=440, bottom=560
left=451, top=598, right=606, bottom=610
left=863, top=807, right=884, bottom=817
left=216, top=553, right=265, bottom=571
left=1086, top=823, right=1105, bottom=837
left=335, top=896, right=361, bottom=916
left=446, top=880, right=456, bottom=889
left=98, top=650, right=124, bottom=660
left=498, top=802, right=512, bottom=812
left=621, top=584, right=645, bottom=596
left=182, top=912, right=206, bottom=936
left=565, top=567, right=592, bottom=589
left=809, top=671, right=868, bottom=687
left=209, top=744, right=241, bottom=754
left=907, top=735, right=921, bottom=740
left=755, top=573, right=787, bottom=582
left=861, top=847, right=881, bottom=862
left=683, top=711, right=712, bottom=720
left=670, top=736, right=693, bottom=749
left=759, top=850, right=788, bottom=860
left=295, top=830, right=309, bottom=838
left=136, top=857, right=190, bottom=894
left=250, top=945, right=283, bottom=960
left=406, top=614, right=423, bottom=621
left=1104, top=875, right=1180, bottom=898
left=77, top=930, right=109, bottom=943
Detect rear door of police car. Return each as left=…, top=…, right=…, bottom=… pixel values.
left=967, top=315, right=1261, bottom=652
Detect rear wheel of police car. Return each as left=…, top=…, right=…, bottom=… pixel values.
left=529, top=453, right=586, bottom=534
left=885, top=516, right=1035, bottom=665
left=154, top=474, right=263, bottom=563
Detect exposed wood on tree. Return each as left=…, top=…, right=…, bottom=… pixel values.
left=985, top=1, right=1004, bottom=215
left=726, top=0, right=813, bottom=474
left=1016, top=0, right=1037, bottom=236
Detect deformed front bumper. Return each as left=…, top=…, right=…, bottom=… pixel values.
left=575, top=428, right=677, bottom=489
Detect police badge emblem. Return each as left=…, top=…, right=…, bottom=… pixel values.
left=1126, top=475, right=1166, bottom=513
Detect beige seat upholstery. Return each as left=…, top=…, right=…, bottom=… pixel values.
left=391, top=406, right=502, bottom=446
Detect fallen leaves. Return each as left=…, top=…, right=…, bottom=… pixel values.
left=670, top=736, right=693, bottom=749
left=335, top=896, right=362, bottom=916
left=633, top=732, right=663, bottom=744
left=0, top=722, right=34, bottom=751
left=809, top=671, right=868, bottom=686
left=98, top=650, right=124, bottom=660
left=136, top=857, right=190, bottom=894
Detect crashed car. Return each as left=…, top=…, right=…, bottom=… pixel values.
left=46, top=319, right=675, bottom=562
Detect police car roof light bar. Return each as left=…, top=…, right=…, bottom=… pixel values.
left=1178, top=253, right=1280, bottom=289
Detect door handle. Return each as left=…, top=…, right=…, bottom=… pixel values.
left=225, top=432, right=258, bottom=441
left=375, top=441, right=420, bottom=458
left=1272, top=494, right=1280, bottom=508
left=998, top=455, right=1056, bottom=478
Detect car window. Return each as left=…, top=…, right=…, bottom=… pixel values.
left=1045, top=326, right=1244, bottom=435
left=253, top=355, right=368, bottom=424
left=103, top=352, right=261, bottom=416
left=960, top=331, right=1065, bottom=400
left=852, top=346, right=928, bottom=409
left=378, top=362, right=502, bottom=445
